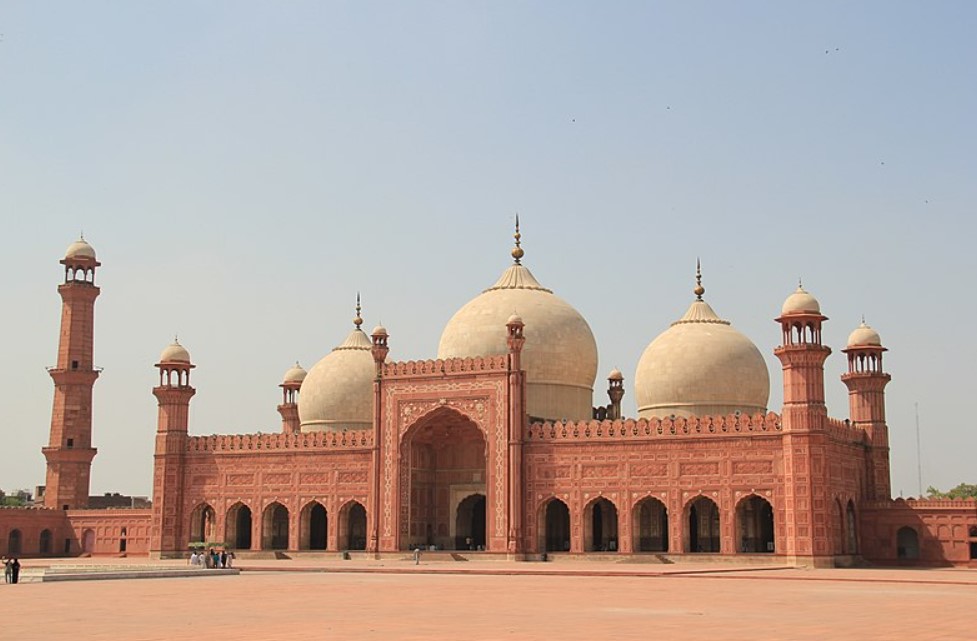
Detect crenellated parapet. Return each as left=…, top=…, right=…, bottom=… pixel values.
left=862, top=497, right=977, bottom=509
left=186, top=429, right=374, bottom=452
left=383, top=355, right=510, bottom=378
left=825, top=417, right=867, bottom=444
left=526, top=412, right=781, bottom=441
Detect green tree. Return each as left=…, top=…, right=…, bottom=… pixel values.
left=926, top=483, right=977, bottom=499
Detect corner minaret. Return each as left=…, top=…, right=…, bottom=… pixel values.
left=278, top=362, right=307, bottom=433
left=42, top=237, right=101, bottom=510
left=774, top=283, right=833, bottom=565
left=842, top=320, right=892, bottom=499
left=150, top=339, right=195, bottom=557
left=774, top=283, right=831, bottom=430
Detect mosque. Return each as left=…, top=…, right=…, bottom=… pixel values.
left=1, top=229, right=975, bottom=567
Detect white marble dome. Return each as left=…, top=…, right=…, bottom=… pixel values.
left=65, top=237, right=96, bottom=260
left=847, top=321, right=882, bottom=347
left=298, top=325, right=376, bottom=432
left=282, top=362, right=307, bottom=384
left=635, top=295, right=769, bottom=419
left=781, top=285, right=820, bottom=315
left=438, top=259, right=598, bottom=421
left=159, top=341, right=191, bottom=363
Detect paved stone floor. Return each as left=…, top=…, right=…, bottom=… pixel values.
left=2, top=560, right=975, bottom=640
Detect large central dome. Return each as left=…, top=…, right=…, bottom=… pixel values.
left=437, top=227, right=598, bottom=421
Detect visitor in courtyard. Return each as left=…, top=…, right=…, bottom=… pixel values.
left=9, top=558, right=20, bottom=584
left=225, top=550, right=234, bottom=568
left=2, top=556, right=11, bottom=583
left=211, top=549, right=220, bottom=568
left=189, top=550, right=199, bottom=566
left=220, top=549, right=227, bottom=568
left=205, top=548, right=214, bottom=568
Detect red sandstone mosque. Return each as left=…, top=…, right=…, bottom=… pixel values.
left=2, top=229, right=976, bottom=567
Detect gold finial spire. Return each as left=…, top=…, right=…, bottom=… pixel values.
left=511, top=214, right=524, bottom=264
left=354, top=293, right=363, bottom=329
left=694, top=258, right=705, bottom=300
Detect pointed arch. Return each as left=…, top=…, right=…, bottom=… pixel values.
left=735, top=494, right=774, bottom=553
left=300, top=501, right=328, bottom=550
left=338, top=500, right=367, bottom=551
left=583, top=497, right=619, bottom=552
left=685, top=495, right=720, bottom=553
left=537, top=497, right=571, bottom=553
left=39, top=529, right=53, bottom=555
left=262, top=502, right=290, bottom=550
left=896, top=526, right=920, bottom=560
left=225, top=502, right=253, bottom=550
left=845, top=499, right=858, bottom=554
left=189, top=502, right=216, bottom=545
left=632, top=496, right=669, bottom=552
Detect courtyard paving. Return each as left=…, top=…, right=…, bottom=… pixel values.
left=2, top=558, right=974, bottom=640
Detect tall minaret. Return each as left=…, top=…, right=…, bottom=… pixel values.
left=42, top=237, right=101, bottom=510
left=278, top=362, right=307, bottom=433
left=842, top=320, right=891, bottom=500
left=149, top=340, right=195, bottom=557
left=774, top=284, right=833, bottom=564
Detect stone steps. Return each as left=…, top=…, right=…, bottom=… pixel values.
left=19, top=566, right=239, bottom=583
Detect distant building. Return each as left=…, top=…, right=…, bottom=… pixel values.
left=0, top=233, right=974, bottom=565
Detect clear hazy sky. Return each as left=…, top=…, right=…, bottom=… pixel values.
left=1, top=2, right=974, bottom=499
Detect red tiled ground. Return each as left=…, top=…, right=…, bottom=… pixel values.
left=2, top=560, right=975, bottom=641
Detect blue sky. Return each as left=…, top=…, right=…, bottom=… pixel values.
left=1, top=2, right=974, bottom=497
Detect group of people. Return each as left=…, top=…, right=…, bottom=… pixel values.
left=189, top=548, right=233, bottom=569
left=2, top=557, right=21, bottom=584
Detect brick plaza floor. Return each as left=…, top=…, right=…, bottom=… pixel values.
left=2, top=560, right=975, bottom=640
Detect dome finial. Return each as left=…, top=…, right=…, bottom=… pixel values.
left=511, top=214, right=524, bottom=264
left=354, top=293, right=363, bottom=328
left=694, top=258, right=705, bottom=300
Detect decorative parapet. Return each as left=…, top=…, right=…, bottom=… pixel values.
left=383, top=356, right=509, bottom=378
left=526, top=412, right=782, bottom=441
left=186, top=430, right=374, bottom=452
left=825, top=417, right=866, bottom=444
left=862, top=497, right=977, bottom=510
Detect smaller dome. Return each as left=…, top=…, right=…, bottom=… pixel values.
left=371, top=325, right=388, bottom=337
left=65, top=238, right=96, bottom=260
left=781, top=285, right=820, bottom=315
left=847, top=321, right=882, bottom=347
left=283, top=362, right=307, bottom=384
left=506, top=313, right=524, bottom=325
left=159, top=340, right=191, bottom=363
left=608, top=368, right=623, bottom=381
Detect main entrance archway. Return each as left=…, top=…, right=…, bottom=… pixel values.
left=402, top=408, right=486, bottom=551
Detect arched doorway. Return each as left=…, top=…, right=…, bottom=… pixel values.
left=896, top=526, right=920, bottom=560
left=300, top=502, right=328, bottom=550
left=402, top=408, right=486, bottom=551
left=8, top=529, right=22, bottom=556
left=339, top=501, right=367, bottom=551
left=540, top=498, right=571, bottom=552
left=39, top=529, right=52, bottom=555
left=737, top=495, right=774, bottom=553
left=455, top=494, right=486, bottom=550
left=82, top=528, right=95, bottom=554
left=845, top=500, right=858, bottom=554
left=226, top=503, right=253, bottom=550
left=189, top=503, right=216, bottom=545
left=832, top=499, right=845, bottom=555
left=633, top=497, right=668, bottom=552
left=262, top=502, right=289, bottom=550
left=687, top=496, right=720, bottom=553
left=584, top=498, right=619, bottom=552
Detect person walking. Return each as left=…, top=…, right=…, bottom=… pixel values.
left=2, top=556, right=10, bottom=584
left=10, top=558, right=20, bottom=584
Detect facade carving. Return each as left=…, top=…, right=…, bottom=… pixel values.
left=2, top=236, right=976, bottom=569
